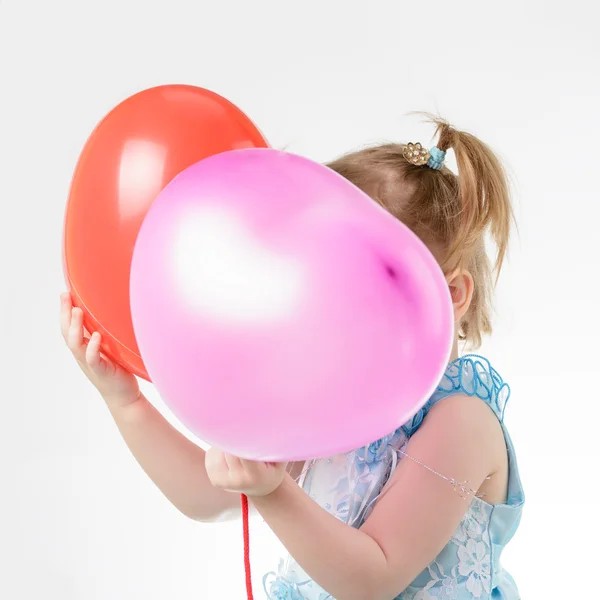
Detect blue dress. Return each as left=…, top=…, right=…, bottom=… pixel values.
left=263, top=355, right=524, bottom=600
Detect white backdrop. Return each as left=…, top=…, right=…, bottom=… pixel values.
left=1, top=1, right=599, bottom=598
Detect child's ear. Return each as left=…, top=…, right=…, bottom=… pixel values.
left=447, top=269, right=474, bottom=323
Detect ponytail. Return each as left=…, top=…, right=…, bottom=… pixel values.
left=433, top=118, right=513, bottom=281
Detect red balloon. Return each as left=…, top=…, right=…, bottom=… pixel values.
left=63, top=85, right=269, bottom=380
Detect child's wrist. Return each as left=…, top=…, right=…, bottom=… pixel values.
left=102, top=389, right=143, bottom=411
left=250, top=472, right=293, bottom=504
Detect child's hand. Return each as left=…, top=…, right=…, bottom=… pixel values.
left=60, top=293, right=140, bottom=407
left=205, top=448, right=287, bottom=497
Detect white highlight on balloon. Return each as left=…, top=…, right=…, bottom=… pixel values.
left=118, top=140, right=167, bottom=220
left=173, top=208, right=304, bottom=324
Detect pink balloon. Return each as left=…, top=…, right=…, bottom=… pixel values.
left=130, top=149, right=453, bottom=461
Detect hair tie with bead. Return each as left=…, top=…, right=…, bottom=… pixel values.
left=403, top=143, right=446, bottom=170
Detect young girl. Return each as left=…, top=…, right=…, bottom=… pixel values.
left=60, top=117, right=524, bottom=600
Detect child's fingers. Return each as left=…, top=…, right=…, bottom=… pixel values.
left=224, top=453, right=246, bottom=476
left=206, top=449, right=233, bottom=487
left=221, top=453, right=247, bottom=488
left=85, top=332, right=105, bottom=374
left=241, top=459, right=282, bottom=478
left=67, top=308, right=87, bottom=361
left=60, top=293, right=72, bottom=340
left=239, top=459, right=263, bottom=476
left=205, top=447, right=226, bottom=472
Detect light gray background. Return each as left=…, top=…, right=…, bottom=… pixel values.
left=1, top=1, right=599, bottom=598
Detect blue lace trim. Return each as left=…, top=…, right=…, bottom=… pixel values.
left=401, top=354, right=510, bottom=438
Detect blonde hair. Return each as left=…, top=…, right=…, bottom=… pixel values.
left=327, top=116, right=513, bottom=348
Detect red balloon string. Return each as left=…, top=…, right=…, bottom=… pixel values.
left=242, top=494, right=254, bottom=600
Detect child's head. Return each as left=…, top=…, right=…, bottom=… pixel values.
left=327, top=116, right=512, bottom=349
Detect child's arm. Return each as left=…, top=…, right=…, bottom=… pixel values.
left=60, top=293, right=240, bottom=522
left=106, top=394, right=242, bottom=521
left=213, top=395, right=503, bottom=600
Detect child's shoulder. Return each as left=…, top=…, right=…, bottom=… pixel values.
left=424, top=392, right=505, bottom=448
